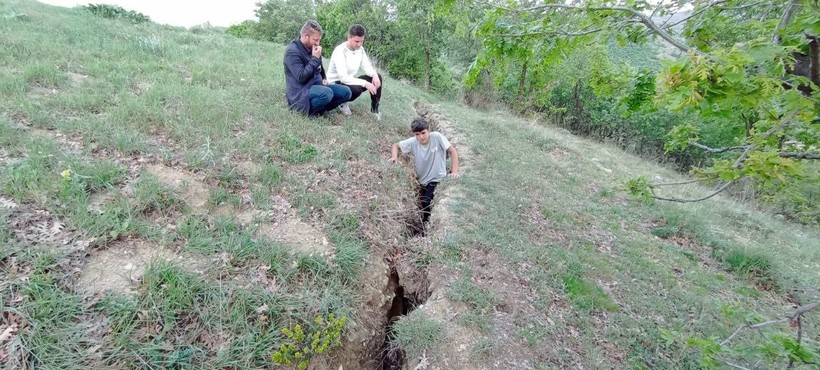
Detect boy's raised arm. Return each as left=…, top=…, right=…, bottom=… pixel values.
left=389, top=143, right=400, bottom=164
left=448, top=145, right=459, bottom=178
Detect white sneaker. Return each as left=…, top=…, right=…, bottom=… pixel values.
left=373, top=112, right=381, bottom=121
left=339, top=103, right=352, bottom=116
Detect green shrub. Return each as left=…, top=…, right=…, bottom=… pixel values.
left=226, top=20, right=257, bottom=39
left=84, top=4, right=151, bottom=24
left=272, top=313, right=347, bottom=370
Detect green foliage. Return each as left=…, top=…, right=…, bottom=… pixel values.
left=271, top=313, right=347, bottom=370
left=253, top=0, right=314, bottom=44
left=226, top=20, right=257, bottom=39
left=621, top=70, right=657, bottom=111
left=686, top=336, right=723, bottom=368
left=464, top=0, right=819, bottom=224
left=84, top=3, right=150, bottom=24
left=625, top=176, right=653, bottom=202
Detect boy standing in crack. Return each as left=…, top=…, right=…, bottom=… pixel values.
left=390, top=117, right=460, bottom=229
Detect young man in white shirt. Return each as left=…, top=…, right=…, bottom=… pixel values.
left=327, top=24, right=383, bottom=120
left=390, top=117, right=460, bottom=233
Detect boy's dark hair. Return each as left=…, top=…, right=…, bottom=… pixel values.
left=348, top=24, right=366, bottom=37
left=411, top=117, right=428, bottom=133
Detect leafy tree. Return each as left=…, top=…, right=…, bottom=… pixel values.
left=315, top=0, right=391, bottom=63
left=385, top=0, right=452, bottom=90
left=226, top=20, right=258, bottom=39
left=255, top=0, right=315, bottom=44
left=457, top=0, right=819, bottom=223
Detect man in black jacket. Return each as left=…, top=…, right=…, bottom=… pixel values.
left=284, top=20, right=351, bottom=116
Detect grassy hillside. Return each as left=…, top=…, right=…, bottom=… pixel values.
left=1, top=1, right=818, bottom=369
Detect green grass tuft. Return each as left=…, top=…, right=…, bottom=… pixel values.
left=721, top=249, right=778, bottom=290
left=562, top=274, right=620, bottom=312
left=391, top=311, right=445, bottom=358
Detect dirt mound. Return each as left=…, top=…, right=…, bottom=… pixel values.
left=145, top=164, right=210, bottom=212
left=78, top=238, right=199, bottom=295
left=258, top=216, right=334, bottom=257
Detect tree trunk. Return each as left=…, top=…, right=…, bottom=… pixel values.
left=572, top=80, right=583, bottom=131
left=424, top=45, right=431, bottom=91
left=518, top=61, right=528, bottom=103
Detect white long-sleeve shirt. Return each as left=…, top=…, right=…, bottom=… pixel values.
left=326, top=43, right=377, bottom=87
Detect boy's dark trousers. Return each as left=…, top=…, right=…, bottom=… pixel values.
left=418, top=182, right=439, bottom=224
left=336, top=73, right=382, bottom=113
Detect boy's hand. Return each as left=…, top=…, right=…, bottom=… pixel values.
left=389, top=157, right=398, bottom=164
left=449, top=172, right=459, bottom=179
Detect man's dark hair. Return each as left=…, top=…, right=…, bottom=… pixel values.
left=348, top=24, right=366, bottom=37
left=411, top=117, right=428, bottom=133
left=301, top=20, right=323, bottom=36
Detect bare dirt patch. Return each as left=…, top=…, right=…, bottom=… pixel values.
left=144, top=163, right=210, bottom=213
left=66, top=72, right=88, bottom=87
left=78, top=238, right=181, bottom=295
left=28, top=128, right=85, bottom=155
left=259, top=217, right=334, bottom=257
left=249, top=195, right=335, bottom=257
left=0, top=148, right=10, bottom=166
left=27, top=86, right=58, bottom=99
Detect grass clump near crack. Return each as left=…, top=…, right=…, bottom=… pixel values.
left=390, top=310, right=445, bottom=359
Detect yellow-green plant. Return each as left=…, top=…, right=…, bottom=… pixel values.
left=272, top=313, right=347, bottom=370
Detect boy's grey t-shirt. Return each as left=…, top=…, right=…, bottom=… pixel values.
left=399, top=132, right=451, bottom=185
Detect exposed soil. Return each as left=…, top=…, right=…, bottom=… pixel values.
left=78, top=238, right=183, bottom=295
left=144, top=163, right=210, bottom=212
left=259, top=217, right=334, bottom=257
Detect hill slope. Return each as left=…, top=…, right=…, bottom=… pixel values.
left=1, top=1, right=819, bottom=369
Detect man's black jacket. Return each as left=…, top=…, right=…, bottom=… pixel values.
left=283, top=38, right=326, bottom=115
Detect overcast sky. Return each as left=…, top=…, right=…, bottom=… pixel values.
left=37, top=0, right=259, bottom=28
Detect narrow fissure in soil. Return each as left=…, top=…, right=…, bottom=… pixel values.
left=377, top=267, right=428, bottom=370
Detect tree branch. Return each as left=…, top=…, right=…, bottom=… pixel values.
left=650, top=0, right=665, bottom=20
left=773, top=0, right=801, bottom=45
left=780, top=152, right=820, bottom=160
left=787, top=315, right=802, bottom=369
left=500, top=27, right=605, bottom=38
left=650, top=181, right=732, bottom=203
left=732, top=113, right=797, bottom=168
left=690, top=142, right=750, bottom=153
left=662, top=0, right=730, bottom=29
left=649, top=179, right=701, bottom=187
left=716, top=1, right=767, bottom=11
left=721, top=301, right=820, bottom=346
left=510, top=3, right=704, bottom=57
